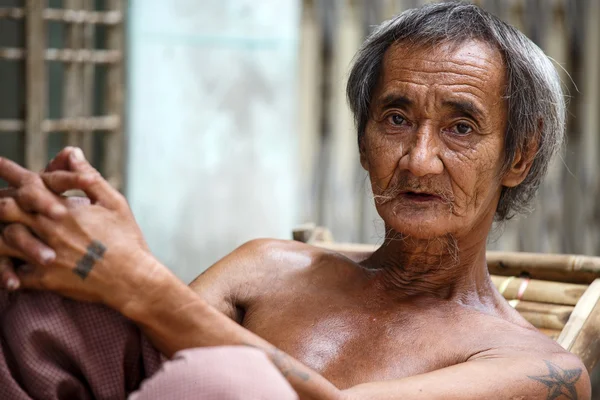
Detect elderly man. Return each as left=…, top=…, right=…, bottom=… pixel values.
left=0, top=2, right=591, bottom=399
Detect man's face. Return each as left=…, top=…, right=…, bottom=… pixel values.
left=362, top=40, right=509, bottom=239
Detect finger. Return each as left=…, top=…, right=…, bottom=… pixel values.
left=0, top=188, right=17, bottom=199
left=3, top=224, right=56, bottom=266
left=16, top=184, right=68, bottom=219
left=67, top=151, right=123, bottom=209
left=0, top=197, right=35, bottom=225
left=0, top=256, right=19, bottom=291
left=40, top=171, right=97, bottom=195
left=45, top=146, right=79, bottom=172
left=0, top=157, right=36, bottom=187
left=15, top=263, right=46, bottom=291
left=0, top=236, right=22, bottom=259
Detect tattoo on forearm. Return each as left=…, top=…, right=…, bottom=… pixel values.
left=528, top=360, right=582, bottom=400
left=243, top=342, right=310, bottom=381
left=73, top=240, right=106, bottom=279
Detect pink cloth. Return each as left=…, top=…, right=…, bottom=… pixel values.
left=0, top=291, right=297, bottom=400
left=129, top=347, right=298, bottom=400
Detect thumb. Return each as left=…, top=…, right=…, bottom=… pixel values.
left=69, top=148, right=96, bottom=173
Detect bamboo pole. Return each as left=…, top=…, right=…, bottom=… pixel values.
left=490, top=275, right=587, bottom=306
left=487, top=251, right=600, bottom=284
left=515, top=301, right=573, bottom=331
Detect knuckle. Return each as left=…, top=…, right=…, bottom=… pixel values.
left=0, top=198, right=17, bottom=219
left=3, top=224, right=26, bottom=246
left=86, top=171, right=102, bottom=184
left=0, top=257, right=11, bottom=272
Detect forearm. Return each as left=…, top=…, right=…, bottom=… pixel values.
left=119, top=264, right=342, bottom=400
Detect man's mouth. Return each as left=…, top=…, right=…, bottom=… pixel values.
left=400, top=191, right=442, bottom=202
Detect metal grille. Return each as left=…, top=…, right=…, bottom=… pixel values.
left=0, top=0, right=125, bottom=190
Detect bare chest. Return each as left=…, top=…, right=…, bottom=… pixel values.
left=242, top=297, right=472, bottom=389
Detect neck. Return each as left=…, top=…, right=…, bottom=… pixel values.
left=362, top=228, right=493, bottom=304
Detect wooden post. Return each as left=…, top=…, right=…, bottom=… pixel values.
left=298, top=0, right=323, bottom=224
left=321, top=0, right=363, bottom=242
left=103, top=0, right=124, bottom=190
left=25, top=0, right=47, bottom=171
left=579, top=0, right=600, bottom=255
left=81, top=0, right=96, bottom=157
left=64, top=0, right=83, bottom=148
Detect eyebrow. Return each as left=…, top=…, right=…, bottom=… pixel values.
left=378, top=94, right=413, bottom=110
left=442, top=100, right=485, bottom=121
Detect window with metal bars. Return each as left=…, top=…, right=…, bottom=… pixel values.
left=0, top=0, right=125, bottom=190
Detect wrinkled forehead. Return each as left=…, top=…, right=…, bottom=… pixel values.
left=375, top=39, right=507, bottom=108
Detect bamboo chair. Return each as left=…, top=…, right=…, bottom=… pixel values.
left=292, top=224, right=600, bottom=372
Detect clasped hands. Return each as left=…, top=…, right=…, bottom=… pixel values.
left=0, top=147, right=166, bottom=311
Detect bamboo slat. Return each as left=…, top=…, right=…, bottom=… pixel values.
left=0, top=116, right=119, bottom=133
left=514, top=301, right=573, bottom=331
left=0, top=120, right=25, bottom=131
left=566, top=280, right=600, bottom=372
left=0, top=7, right=122, bottom=24
left=25, top=0, right=47, bottom=172
left=557, top=279, right=600, bottom=353
left=490, top=275, right=587, bottom=306
left=41, top=115, right=120, bottom=132
left=0, top=48, right=121, bottom=63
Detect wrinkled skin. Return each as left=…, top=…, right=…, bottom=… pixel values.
left=0, top=41, right=591, bottom=399
left=362, top=40, right=515, bottom=240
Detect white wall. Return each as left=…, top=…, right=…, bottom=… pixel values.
left=127, top=0, right=301, bottom=283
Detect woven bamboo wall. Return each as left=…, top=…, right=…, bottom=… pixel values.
left=0, top=0, right=125, bottom=189
left=299, top=0, right=600, bottom=255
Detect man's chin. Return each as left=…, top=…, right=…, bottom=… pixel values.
left=384, top=214, right=457, bottom=240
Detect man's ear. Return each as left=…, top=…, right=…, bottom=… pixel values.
left=501, top=139, right=539, bottom=188
left=359, top=137, right=369, bottom=171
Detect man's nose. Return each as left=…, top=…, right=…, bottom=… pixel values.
left=399, top=127, right=444, bottom=177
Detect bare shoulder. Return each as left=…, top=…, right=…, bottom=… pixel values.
left=188, top=238, right=333, bottom=316
left=468, top=312, right=591, bottom=399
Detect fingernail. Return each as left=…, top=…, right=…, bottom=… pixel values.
left=71, top=148, right=85, bottom=162
left=40, top=249, right=56, bottom=264
left=50, top=203, right=68, bottom=218
left=6, top=278, right=19, bottom=290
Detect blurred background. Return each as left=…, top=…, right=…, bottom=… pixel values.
left=0, top=0, right=598, bottom=283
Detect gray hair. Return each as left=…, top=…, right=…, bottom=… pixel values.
left=347, top=1, right=565, bottom=221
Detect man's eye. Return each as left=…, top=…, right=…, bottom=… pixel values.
left=452, top=123, right=473, bottom=135
left=388, top=114, right=406, bottom=126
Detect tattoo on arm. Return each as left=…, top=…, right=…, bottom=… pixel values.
left=73, top=240, right=106, bottom=279
left=528, top=360, right=582, bottom=400
left=243, top=342, right=310, bottom=381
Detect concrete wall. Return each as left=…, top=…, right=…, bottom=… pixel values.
left=126, top=0, right=301, bottom=283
